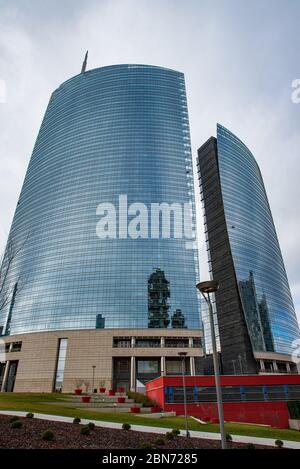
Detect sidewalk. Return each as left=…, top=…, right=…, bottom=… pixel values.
left=0, top=410, right=299, bottom=449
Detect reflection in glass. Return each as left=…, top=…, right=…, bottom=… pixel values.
left=95, top=314, right=105, bottom=329
left=239, top=271, right=274, bottom=352
left=171, top=309, right=186, bottom=328
left=0, top=65, right=200, bottom=334
left=239, top=271, right=267, bottom=351
left=258, top=293, right=274, bottom=352
left=148, top=269, right=170, bottom=328
left=54, top=338, right=68, bottom=392
left=217, top=124, right=300, bottom=354
left=137, top=360, right=159, bottom=374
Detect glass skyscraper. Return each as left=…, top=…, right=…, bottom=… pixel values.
left=198, top=124, right=300, bottom=374
left=0, top=64, right=200, bottom=336
left=217, top=124, right=299, bottom=355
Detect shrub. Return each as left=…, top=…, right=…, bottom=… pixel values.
left=42, top=429, right=55, bottom=441
left=226, top=433, right=233, bottom=442
left=166, top=431, right=174, bottom=440
left=9, top=416, right=19, bottom=423
left=122, top=423, right=131, bottom=431
left=154, top=437, right=165, bottom=446
left=172, top=429, right=180, bottom=436
left=11, top=420, right=23, bottom=429
left=140, top=442, right=152, bottom=449
left=275, top=439, right=284, bottom=449
left=73, top=417, right=81, bottom=424
left=26, top=413, right=34, bottom=419
left=87, top=422, right=95, bottom=430
left=80, top=426, right=90, bottom=435
left=244, top=443, right=255, bottom=449
left=127, top=391, right=155, bottom=407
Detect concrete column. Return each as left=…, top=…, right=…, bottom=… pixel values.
left=273, top=361, right=278, bottom=373
left=161, top=356, right=166, bottom=376
left=260, top=360, right=265, bottom=372
left=0, top=361, right=10, bottom=392
left=130, top=356, right=136, bottom=391
left=189, top=337, right=193, bottom=348
left=160, top=337, right=165, bottom=348
left=190, top=356, right=195, bottom=376
left=131, top=337, right=135, bottom=348
left=286, top=363, right=291, bottom=373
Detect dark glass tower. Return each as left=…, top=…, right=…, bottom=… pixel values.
left=197, top=124, right=300, bottom=374
left=0, top=64, right=200, bottom=335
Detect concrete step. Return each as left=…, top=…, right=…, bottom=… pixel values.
left=69, top=402, right=143, bottom=409
left=66, top=396, right=134, bottom=404
left=135, top=411, right=176, bottom=418
left=81, top=407, right=131, bottom=413
left=46, top=401, right=142, bottom=409
left=91, top=397, right=134, bottom=404
left=80, top=402, right=141, bottom=409
left=80, top=406, right=156, bottom=414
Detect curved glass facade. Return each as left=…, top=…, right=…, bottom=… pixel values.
left=0, top=64, right=200, bottom=335
left=217, top=124, right=300, bottom=355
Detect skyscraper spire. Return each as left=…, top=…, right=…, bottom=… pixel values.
left=81, top=50, right=88, bottom=73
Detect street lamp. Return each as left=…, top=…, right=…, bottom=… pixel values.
left=92, top=365, right=96, bottom=393
left=196, top=280, right=226, bottom=449
left=178, top=351, right=190, bottom=438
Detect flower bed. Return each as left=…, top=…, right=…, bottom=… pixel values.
left=0, top=414, right=270, bottom=449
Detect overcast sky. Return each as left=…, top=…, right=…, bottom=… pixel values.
left=0, top=0, right=299, bottom=321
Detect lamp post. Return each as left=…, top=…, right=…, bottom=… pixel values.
left=178, top=351, right=190, bottom=438
left=92, top=365, right=96, bottom=393
left=196, top=280, right=226, bottom=449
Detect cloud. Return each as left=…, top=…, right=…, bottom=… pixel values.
left=0, top=0, right=299, bottom=323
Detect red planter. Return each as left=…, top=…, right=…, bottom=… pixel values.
left=117, top=387, right=125, bottom=393
left=117, top=397, right=126, bottom=403
left=150, top=407, right=161, bottom=413
left=81, top=396, right=91, bottom=403
left=211, top=418, right=219, bottom=424
left=131, top=407, right=140, bottom=414
left=108, top=390, right=115, bottom=396
left=99, top=388, right=106, bottom=393
left=75, top=389, right=82, bottom=395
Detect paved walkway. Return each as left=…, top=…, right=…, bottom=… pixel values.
left=0, top=410, right=299, bottom=449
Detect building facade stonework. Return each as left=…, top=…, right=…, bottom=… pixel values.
left=0, top=329, right=203, bottom=393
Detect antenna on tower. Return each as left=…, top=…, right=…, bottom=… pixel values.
left=81, top=50, right=88, bottom=73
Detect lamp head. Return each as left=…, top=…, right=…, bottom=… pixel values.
left=196, top=280, right=219, bottom=294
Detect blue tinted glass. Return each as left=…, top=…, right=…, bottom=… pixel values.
left=217, top=124, right=300, bottom=354
left=0, top=65, right=200, bottom=334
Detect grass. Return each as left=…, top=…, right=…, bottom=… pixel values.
left=0, top=393, right=300, bottom=443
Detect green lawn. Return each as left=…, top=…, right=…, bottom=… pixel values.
left=0, top=393, right=300, bottom=443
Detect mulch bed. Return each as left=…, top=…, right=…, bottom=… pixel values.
left=0, top=415, right=270, bottom=449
